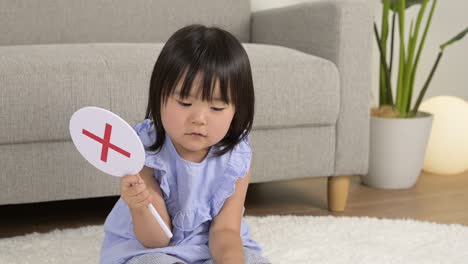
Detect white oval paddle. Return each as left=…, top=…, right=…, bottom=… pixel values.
left=69, top=106, right=173, bottom=239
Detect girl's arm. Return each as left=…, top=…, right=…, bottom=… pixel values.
left=208, top=169, right=251, bottom=264
left=121, top=166, right=172, bottom=248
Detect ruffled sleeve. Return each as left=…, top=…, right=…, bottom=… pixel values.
left=132, top=119, right=171, bottom=199
left=210, top=135, right=252, bottom=217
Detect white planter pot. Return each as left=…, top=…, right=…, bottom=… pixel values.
left=361, top=111, right=433, bottom=189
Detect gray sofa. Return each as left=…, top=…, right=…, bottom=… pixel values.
left=0, top=0, right=372, bottom=211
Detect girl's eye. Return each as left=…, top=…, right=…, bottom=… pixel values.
left=211, top=107, right=225, bottom=112
left=177, top=100, right=225, bottom=111
left=177, top=101, right=191, bottom=107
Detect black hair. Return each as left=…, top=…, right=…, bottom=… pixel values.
left=144, top=24, right=255, bottom=156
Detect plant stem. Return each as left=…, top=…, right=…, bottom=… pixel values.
left=390, top=12, right=396, bottom=80
left=410, top=0, right=437, bottom=110
left=374, top=23, right=393, bottom=106
left=412, top=27, right=468, bottom=114
left=406, top=0, right=428, bottom=112
left=403, top=18, right=415, bottom=114
left=379, top=0, right=391, bottom=105
left=412, top=51, right=443, bottom=113
left=396, top=0, right=407, bottom=116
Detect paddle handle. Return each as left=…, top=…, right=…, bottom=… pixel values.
left=147, top=203, right=173, bottom=239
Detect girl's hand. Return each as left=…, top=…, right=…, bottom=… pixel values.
left=120, top=174, right=151, bottom=211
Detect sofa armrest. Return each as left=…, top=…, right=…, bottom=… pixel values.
left=251, top=0, right=372, bottom=175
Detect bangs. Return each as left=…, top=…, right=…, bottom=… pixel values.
left=159, top=33, right=241, bottom=106
left=162, top=66, right=233, bottom=105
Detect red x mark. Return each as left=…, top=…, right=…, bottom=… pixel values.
left=82, top=123, right=131, bottom=162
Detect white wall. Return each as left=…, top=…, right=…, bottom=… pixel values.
left=251, top=0, right=468, bottom=107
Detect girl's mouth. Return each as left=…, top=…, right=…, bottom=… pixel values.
left=187, top=133, right=206, bottom=137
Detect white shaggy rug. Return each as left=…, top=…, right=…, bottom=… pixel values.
left=1, top=215, right=468, bottom=264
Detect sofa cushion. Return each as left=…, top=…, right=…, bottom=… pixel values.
left=0, top=0, right=251, bottom=45
left=0, top=43, right=339, bottom=144
left=246, top=44, right=339, bottom=128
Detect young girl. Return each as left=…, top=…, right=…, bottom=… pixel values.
left=100, top=25, right=270, bottom=264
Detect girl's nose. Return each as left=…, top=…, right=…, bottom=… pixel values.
left=192, top=119, right=205, bottom=126
left=190, top=108, right=207, bottom=126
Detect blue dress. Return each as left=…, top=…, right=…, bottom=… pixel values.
left=100, top=119, right=262, bottom=264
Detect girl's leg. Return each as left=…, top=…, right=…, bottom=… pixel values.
left=201, top=248, right=271, bottom=264
left=126, top=253, right=186, bottom=264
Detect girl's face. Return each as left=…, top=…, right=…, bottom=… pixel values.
left=161, top=74, right=235, bottom=163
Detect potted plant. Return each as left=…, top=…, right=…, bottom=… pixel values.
left=361, top=0, right=468, bottom=189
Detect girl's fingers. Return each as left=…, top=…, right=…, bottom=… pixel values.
left=129, top=183, right=147, bottom=197
left=131, top=190, right=151, bottom=206
left=121, top=174, right=143, bottom=188
left=120, top=174, right=150, bottom=209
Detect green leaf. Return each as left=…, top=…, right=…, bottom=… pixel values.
left=440, top=27, right=468, bottom=50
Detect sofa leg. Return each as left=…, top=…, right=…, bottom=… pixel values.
left=327, top=175, right=350, bottom=212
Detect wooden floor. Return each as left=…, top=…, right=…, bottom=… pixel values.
left=1, top=170, right=467, bottom=238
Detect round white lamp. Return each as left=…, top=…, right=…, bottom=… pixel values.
left=419, top=96, right=468, bottom=175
